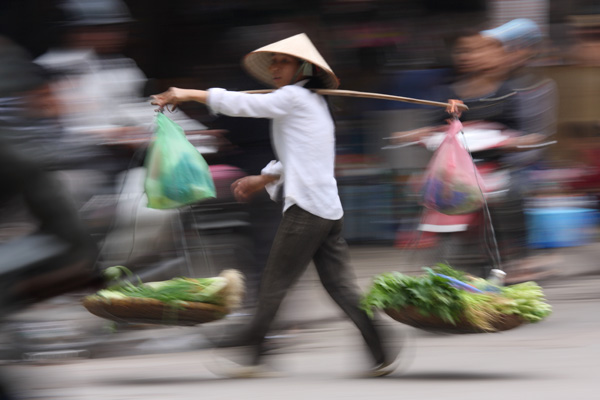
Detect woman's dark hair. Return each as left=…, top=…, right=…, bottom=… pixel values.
left=303, top=74, right=327, bottom=90
left=292, top=59, right=327, bottom=89
left=298, top=64, right=337, bottom=125
left=289, top=59, right=336, bottom=123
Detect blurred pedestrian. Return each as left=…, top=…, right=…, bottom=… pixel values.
left=34, top=0, right=217, bottom=273
left=480, top=18, right=557, bottom=158
left=36, top=0, right=207, bottom=139
left=0, top=35, right=99, bottom=400
left=399, top=20, right=555, bottom=146
left=567, top=11, right=600, bottom=66
left=152, top=33, right=397, bottom=378
left=476, top=19, right=558, bottom=282
left=393, top=19, right=557, bottom=282
left=0, top=34, right=99, bottom=313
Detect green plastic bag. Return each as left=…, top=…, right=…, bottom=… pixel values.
left=144, top=113, right=216, bottom=209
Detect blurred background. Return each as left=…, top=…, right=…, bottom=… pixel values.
left=2, top=0, right=600, bottom=245
left=0, top=0, right=600, bottom=383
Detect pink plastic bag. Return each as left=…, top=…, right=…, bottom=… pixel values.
left=421, top=120, right=485, bottom=215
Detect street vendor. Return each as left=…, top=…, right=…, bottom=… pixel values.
left=151, top=33, right=398, bottom=378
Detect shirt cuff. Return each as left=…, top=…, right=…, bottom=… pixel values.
left=206, top=88, right=227, bottom=115
left=261, top=160, right=283, bottom=201
left=261, top=160, right=283, bottom=176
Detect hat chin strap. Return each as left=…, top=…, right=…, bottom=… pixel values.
left=290, top=61, right=313, bottom=85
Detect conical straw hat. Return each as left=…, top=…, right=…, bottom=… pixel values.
left=242, top=33, right=340, bottom=89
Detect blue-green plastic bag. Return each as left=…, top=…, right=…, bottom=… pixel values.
left=144, top=113, right=216, bottom=209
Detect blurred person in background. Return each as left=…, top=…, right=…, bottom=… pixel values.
left=36, top=0, right=208, bottom=142
left=0, top=35, right=99, bottom=399
left=428, top=19, right=555, bottom=149
left=480, top=19, right=558, bottom=283
left=481, top=19, right=557, bottom=154
left=35, top=0, right=282, bottom=303
left=34, top=0, right=217, bottom=275
left=152, top=33, right=398, bottom=378
left=0, top=40, right=116, bottom=207
left=562, top=10, right=600, bottom=198
left=567, top=10, right=600, bottom=66
left=393, top=19, right=557, bottom=282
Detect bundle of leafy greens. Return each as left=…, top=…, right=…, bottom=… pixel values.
left=361, top=264, right=551, bottom=331
left=93, top=266, right=244, bottom=310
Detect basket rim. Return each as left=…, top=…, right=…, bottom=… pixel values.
left=384, top=305, right=525, bottom=334
left=82, top=295, right=229, bottom=326
left=84, top=296, right=229, bottom=311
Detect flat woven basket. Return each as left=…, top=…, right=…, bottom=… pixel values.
left=385, top=306, right=525, bottom=334
left=82, top=296, right=229, bottom=326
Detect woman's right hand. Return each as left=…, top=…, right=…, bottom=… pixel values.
left=151, top=87, right=190, bottom=112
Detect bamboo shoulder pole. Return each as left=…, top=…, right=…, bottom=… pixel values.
left=242, top=88, right=469, bottom=111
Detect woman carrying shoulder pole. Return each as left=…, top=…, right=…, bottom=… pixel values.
left=152, top=33, right=398, bottom=378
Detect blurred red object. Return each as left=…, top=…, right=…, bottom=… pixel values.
left=394, top=230, right=438, bottom=249
left=568, top=148, right=600, bottom=192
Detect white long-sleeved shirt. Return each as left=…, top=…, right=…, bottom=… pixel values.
left=207, top=81, right=343, bottom=220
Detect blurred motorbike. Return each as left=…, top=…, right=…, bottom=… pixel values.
left=0, top=129, right=256, bottom=363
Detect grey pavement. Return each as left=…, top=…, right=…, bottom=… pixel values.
left=5, top=241, right=598, bottom=361
left=2, top=242, right=600, bottom=399
left=5, top=283, right=600, bottom=400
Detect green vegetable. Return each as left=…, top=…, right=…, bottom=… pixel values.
left=458, top=291, right=502, bottom=331
left=103, top=265, right=134, bottom=282
left=500, top=282, right=552, bottom=322
left=94, top=269, right=245, bottom=310
left=361, top=264, right=552, bottom=331
left=95, top=290, right=129, bottom=300
left=360, top=268, right=464, bottom=324
left=98, top=277, right=228, bottom=306
left=432, top=263, right=469, bottom=281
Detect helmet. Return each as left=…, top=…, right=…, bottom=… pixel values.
left=58, top=0, right=132, bottom=27
left=480, top=19, right=543, bottom=51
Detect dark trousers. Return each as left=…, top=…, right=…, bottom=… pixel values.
left=239, top=205, right=385, bottom=365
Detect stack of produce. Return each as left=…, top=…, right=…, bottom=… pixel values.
left=83, top=268, right=245, bottom=326
left=361, top=264, right=551, bottom=333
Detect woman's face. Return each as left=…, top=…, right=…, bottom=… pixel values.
left=268, top=54, right=302, bottom=88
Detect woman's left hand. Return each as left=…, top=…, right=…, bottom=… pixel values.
left=231, top=175, right=267, bottom=203
left=231, top=175, right=280, bottom=203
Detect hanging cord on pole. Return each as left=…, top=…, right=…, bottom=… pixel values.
left=445, top=100, right=504, bottom=276
left=461, top=132, right=504, bottom=273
